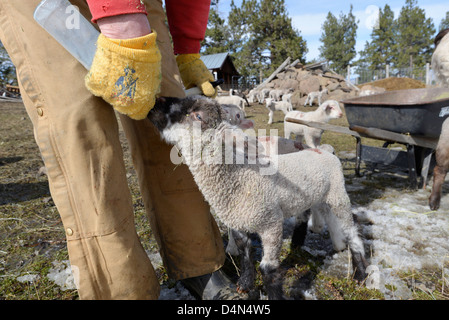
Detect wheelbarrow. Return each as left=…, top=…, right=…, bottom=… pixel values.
left=286, top=87, right=449, bottom=188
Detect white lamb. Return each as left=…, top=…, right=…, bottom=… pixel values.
left=255, top=136, right=335, bottom=235
left=257, top=88, right=270, bottom=104
left=216, top=95, right=248, bottom=114
left=284, top=100, right=343, bottom=148
left=304, top=88, right=329, bottom=106
left=269, top=89, right=283, bottom=101
left=265, top=98, right=293, bottom=125
left=147, top=96, right=368, bottom=300
left=282, top=93, right=293, bottom=104
left=247, top=89, right=258, bottom=103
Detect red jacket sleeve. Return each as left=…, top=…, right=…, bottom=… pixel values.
left=86, top=0, right=210, bottom=55
left=86, top=0, right=147, bottom=23
left=165, top=0, right=211, bottom=55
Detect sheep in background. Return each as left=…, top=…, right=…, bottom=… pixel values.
left=282, top=93, right=293, bottom=104
left=265, top=98, right=293, bottom=125
left=269, top=89, right=283, bottom=101
left=147, top=96, right=368, bottom=300
left=428, top=29, right=449, bottom=210
left=256, top=88, right=270, bottom=104
left=284, top=100, right=343, bottom=148
left=230, top=88, right=250, bottom=107
left=216, top=95, right=248, bottom=115
left=247, top=89, right=257, bottom=103
left=429, top=117, right=449, bottom=210
left=257, top=136, right=304, bottom=156
left=257, top=136, right=335, bottom=157
left=304, top=88, right=328, bottom=106
left=431, top=28, right=449, bottom=87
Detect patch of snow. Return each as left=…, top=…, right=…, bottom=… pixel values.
left=46, top=260, right=77, bottom=291
left=17, top=273, right=40, bottom=283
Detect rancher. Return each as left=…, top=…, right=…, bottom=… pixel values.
left=0, top=0, right=240, bottom=300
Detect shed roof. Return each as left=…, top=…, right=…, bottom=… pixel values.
left=200, top=52, right=230, bottom=70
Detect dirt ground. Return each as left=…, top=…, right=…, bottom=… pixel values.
left=1, top=98, right=448, bottom=300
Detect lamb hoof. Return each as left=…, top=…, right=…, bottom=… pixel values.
left=429, top=195, right=440, bottom=211
left=351, top=250, right=368, bottom=282
left=237, top=278, right=253, bottom=294
left=236, top=286, right=248, bottom=294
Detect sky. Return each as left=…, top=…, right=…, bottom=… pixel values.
left=216, top=0, right=449, bottom=62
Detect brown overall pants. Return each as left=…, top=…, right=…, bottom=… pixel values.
left=0, top=0, right=225, bottom=299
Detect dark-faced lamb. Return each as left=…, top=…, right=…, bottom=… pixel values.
left=147, top=96, right=368, bottom=300
left=429, top=117, right=449, bottom=210
left=284, top=100, right=343, bottom=148
left=265, top=98, right=293, bottom=125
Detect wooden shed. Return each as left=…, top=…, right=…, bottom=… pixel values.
left=200, top=52, right=240, bottom=90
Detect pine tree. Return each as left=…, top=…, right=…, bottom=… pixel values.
left=394, top=0, right=435, bottom=69
left=439, top=12, right=449, bottom=31
left=0, top=41, right=17, bottom=87
left=202, top=0, right=308, bottom=79
left=227, top=0, right=261, bottom=78
left=250, top=0, right=307, bottom=75
left=319, top=5, right=358, bottom=74
left=201, top=5, right=230, bottom=55
left=359, top=5, right=396, bottom=71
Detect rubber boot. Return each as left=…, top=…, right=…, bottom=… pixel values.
left=181, top=270, right=247, bottom=300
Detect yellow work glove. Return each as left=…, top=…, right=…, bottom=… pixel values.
left=176, top=53, right=217, bottom=97
left=85, top=32, right=161, bottom=120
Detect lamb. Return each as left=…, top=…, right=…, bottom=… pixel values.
left=304, top=88, right=328, bottom=106
left=255, top=136, right=335, bottom=235
left=429, top=117, right=449, bottom=210
left=247, top=89, right=258, bottom=103
left=257, top=136, right=304, bottom=156
left=429, top=29, right=449, bottom=210
left=269, top=89, right=284, bottom=101
left=216, top=95, right=248, bottom=114
left=258, top=88, right=270, bottom=104
left=257, top=135, right=335, bottom=157
left=431, top=28, right=449, bottom=87
left=146, top=96, right=368, bottom=300
left=222, top=104, right=254, bottom=129
left=284, top=100, right=343, bottom=148
left=282, top=93, right=293, bottom=104
left=265, top=97, right=293, bottom=125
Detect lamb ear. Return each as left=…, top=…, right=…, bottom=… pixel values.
left=322, top=101, right=330, bottom=109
